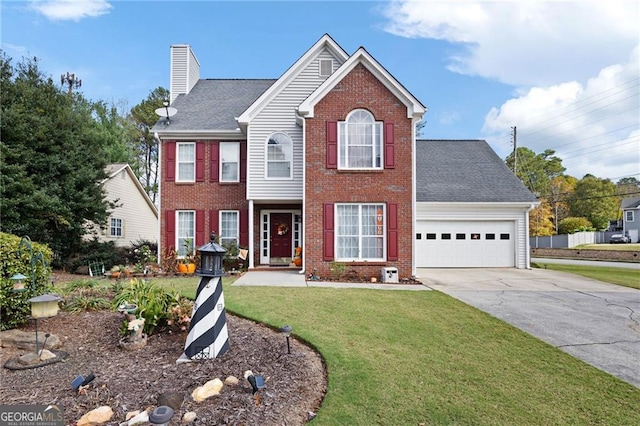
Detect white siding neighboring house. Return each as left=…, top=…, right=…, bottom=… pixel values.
left=622, top=197, right=640, bottom=243
left=88, top=164, right=158, bottom=247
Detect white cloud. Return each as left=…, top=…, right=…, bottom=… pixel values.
left=382, top=1, right=640, bottom=181
left=482, top=46, right=640, bottom=181
left=29, top=0, right=112, bottom=21
left=382, top=0, right=639, bottom=87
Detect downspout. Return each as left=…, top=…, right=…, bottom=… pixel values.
left=155, top=132, right=162, bottom=266
left=411, top=117, right=418, bottom=279
left=525, top=204, right=535, bottom=269
left=299, top=111, right=306, bottom=275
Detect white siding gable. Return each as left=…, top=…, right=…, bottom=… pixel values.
left=247, top=48, right=346, bottom=200
left=102, top=165, right=159, bottom=247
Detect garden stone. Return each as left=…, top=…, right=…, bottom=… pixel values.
left=182, top=411, right=197, bottom=423
left=77, top=406, right=113, bottom=426
left=158, top=391, right=184, bottom=411
left=0, top=329, right=61, bottom=350
left=191, top=378, right=223, bottom=402
left=224, top=375, right=239, bottom=385
left=125, top=410, right=148, bottom=426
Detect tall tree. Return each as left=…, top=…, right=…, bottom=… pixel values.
left=568, top=175, right=619, bottom=230
left=128, top=87, right=169, bottom=204
left=547, top=175, right=577, bottom=233
left=505, top=147, right=565, bottom=196
left=616, top=177, right=640, bottom=199
left=529, top=201, right=555, bottom=236
left=0, top=53, right=111, bottom=263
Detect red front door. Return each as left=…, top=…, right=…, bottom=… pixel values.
left=271, top=213, right=292, bottom=259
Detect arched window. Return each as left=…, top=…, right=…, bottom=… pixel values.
left=339, top=109, right=382, bottom=169
left=266, top=132, right=293, bottom=178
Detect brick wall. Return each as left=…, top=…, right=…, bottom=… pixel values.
left=160, top=140, right=247, bottom=250
left=304, top=63, right=414, bottom=279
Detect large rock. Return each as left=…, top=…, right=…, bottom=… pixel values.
left=191, top=378, right=223, bottom=402
left=77, top=406, right=114, bottom=426
left=0, top=330, right=61, bottom=350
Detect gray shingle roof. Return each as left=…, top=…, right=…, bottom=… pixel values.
left=153, top=79, right=276, bottom=131
left=416, top=139, right=538, bottom=203
left=622, top=198, right=640, bottom=209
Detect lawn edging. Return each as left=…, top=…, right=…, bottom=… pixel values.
left=531, top=247, right=639, bottom=262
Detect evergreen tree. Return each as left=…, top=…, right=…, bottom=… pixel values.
left=0, top=53, right=111, bottom=264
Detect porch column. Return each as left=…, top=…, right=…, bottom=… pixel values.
left=248, top=199, right=254, bottom=269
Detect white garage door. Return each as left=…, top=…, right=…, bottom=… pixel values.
left=416, top=221, right=515, bottom=267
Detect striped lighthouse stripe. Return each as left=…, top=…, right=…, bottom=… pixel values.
left=181, top=276, right=229, bottom=360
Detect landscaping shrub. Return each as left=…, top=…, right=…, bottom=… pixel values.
left=558, top=217, right=594, bottom=234
left=65, top=238, right=127, bottom=273
left=0, top=232, right=53, bottom=330
left=113, top=278, right=190, bottom=335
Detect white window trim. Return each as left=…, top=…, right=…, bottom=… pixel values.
left=626, top=211, right=634, bottom=222
left=265, top=132, right=293, bottom=180
left=220, top=142, right=240, bottom=183
left=176, top=210, right=195, bottom=257
left=110, top=218, right=123, bottom=238
left=176, top=142, right=196, bottom=182
left=338, top=109, right=383, bottom=170
left=335, top=203, right=386, bottom=262
left=219, top=210, right=240, bottom=247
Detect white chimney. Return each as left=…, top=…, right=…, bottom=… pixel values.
left=170, top=44, right=200, bottom=104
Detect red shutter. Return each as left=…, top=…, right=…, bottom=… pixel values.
left=240, top=142, right=247, bottom=183
left=210, top=141, right=219, bottom=182
left=326, top=121, right=338, bottom=169
left=196, top=142, right=205, bottom=182
left=165, top=210, right=175, bottom=251
left=209, top=210, right=219, bottom=235
left=165, top=141, right=176, bottom=181
left=384, top=122, right=395, bottom=169
left=196, top=210, right=205, bottom=245
left=323, top=203, right=335, bottom=260
left=239, top=209, right=249, bottom=246
left=387, top=203, right=398, bottom=261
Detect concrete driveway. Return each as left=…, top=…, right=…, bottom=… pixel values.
left=418, top=268, right=640, bottom=388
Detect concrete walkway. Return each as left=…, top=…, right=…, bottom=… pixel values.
left=419, top=267, right=640, bottom=388
left=232, top=269, right=430, bottom=290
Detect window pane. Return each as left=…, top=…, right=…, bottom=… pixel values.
left=177, top=211, right=194, bottom=256
left=177, top=143, right=195, bottom=181
left=221, top=211, right=238, bottom=246
left=336, top=204, right=384, bottom=260
left=220, top=143, right=239, bottom=181
left=267, top=133, right=292, bottom=178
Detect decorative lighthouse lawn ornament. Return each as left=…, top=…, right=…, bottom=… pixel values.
left=177, top=233, right=229, bottom=363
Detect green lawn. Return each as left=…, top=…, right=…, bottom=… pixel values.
left=154, top=275, right=640, bottom=425
left=532, top=263, right=640, bottom=290
left=574, top=243, right=640, bottom=251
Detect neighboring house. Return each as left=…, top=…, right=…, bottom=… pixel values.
left=153, top=34, right=536, bottom=278
left=87, top=163, right=158, bottom=247
left=621, top=197, right=640, bottom=242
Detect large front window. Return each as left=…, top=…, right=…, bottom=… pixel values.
left=336, top=204, right=385, bottom=260
left=220, top=142, right=239, bottom=182
left=177, top=142, right=195, bottom=182
left=266, top=132, right=292, bottom=178
left=220, top=211, right=239, bottom=247
left=339, top=110, right=382, bottom=169
left=176, top=211, right=195, bottom=257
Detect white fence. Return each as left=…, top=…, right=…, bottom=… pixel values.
left=530, top=231, right=618, bottom=248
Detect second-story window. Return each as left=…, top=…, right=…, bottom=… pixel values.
left=266, top=132, right=292, bottom=178
left=220, top=142, right=239, bottom=182
left=339, top=109, right=382, bottom=170
left=177, top=142, right=195, bottom=182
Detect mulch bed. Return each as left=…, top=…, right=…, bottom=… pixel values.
left=0, top=309, right=327, bottom=425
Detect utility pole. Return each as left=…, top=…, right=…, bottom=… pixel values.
left=511, top=126, right=517, bottom=174
left=61, top=72, right=81, bottom=94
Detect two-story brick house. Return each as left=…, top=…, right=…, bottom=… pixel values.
left=154, top=34, right=536, bottom=278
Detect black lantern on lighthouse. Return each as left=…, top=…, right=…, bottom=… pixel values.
left=196, top=232, right=226, bottom=277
